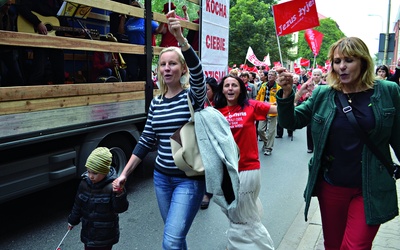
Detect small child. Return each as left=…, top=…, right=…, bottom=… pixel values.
left=68, top=147, right=129, bottom=250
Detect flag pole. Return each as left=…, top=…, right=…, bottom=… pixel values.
left=272, top=7, right=283, bottom=66
left=313, top=55, right=316, bottom=69
left=276, top=34, right=283, bottom=67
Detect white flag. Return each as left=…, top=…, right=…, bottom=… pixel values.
left=246, top=47, right=254, bottom=60
left=245, top=47, right=265, bottom=66
left=263, top=54, right=271, bottom=66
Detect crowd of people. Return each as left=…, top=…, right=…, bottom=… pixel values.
left=67, top=30, right=400, bottom=250
left=4, top=1, right=399, bottom=249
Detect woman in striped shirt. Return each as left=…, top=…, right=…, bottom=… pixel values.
left=113, top=11, right=206, bottom=249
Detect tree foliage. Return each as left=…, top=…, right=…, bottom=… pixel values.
left=152, top=0, right=200, bottom=21
left=152, top=0, right=347, bottom=68
left=297, top=18, right=345, bottom=67
left=228, top=0, right=295, bottom=66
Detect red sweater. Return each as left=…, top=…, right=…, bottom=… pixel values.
left=218, top=100, right=271, bottom=171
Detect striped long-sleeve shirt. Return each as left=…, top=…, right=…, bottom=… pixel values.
left=132, top=47, right=206, bottom=176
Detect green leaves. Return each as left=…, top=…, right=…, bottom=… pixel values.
left=297, top=18, right=345, bottom=67
left=228, top=0, right=294, bottom=66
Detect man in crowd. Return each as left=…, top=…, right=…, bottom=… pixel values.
left=256, top=70, right=280, bottom=155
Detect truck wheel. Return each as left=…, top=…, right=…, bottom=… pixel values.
left=109, top=147, right=127, bottom=176
left=99, top=135, right=134, bottom=176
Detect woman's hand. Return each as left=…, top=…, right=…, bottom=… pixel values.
left=276, top=67, right=294, bottom=98
left=166, top=11, right=183, bottom=40
left=298, top=77, right=314, bottom=98
left=113, top=175, right=126, bottom=192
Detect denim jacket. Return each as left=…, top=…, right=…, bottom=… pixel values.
left=276, top=80, right=400, bottom=225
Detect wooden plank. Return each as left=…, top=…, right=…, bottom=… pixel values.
left=0, top=91, right=145, bottom=115
left=87, top=12, right=110, bottom=22
left=153, top=12, right=199, bottom=31
left=0, top=31, right=145, bottom=54
left=66, top=0, right=198, bottom=31
left=0, top=30, right=171, bottom=56
left=0, top=82, right=146, bottom=102
left=67, top=0, right=145, bottom=18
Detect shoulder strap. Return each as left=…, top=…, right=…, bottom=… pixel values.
left=337, top=93, right=398, bottom=179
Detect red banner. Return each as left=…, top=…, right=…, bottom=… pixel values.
left=305, top=29, right=324, bottom=56
left=273, top=61, right=282, bottom=69
left=300, top=58, right=310, bottom=67
left=272, top=0, right=319, bottom=36
left=325, top=60, right=331, bottom=71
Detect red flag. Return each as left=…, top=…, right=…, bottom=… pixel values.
left=249, top=66, right=258, bottom=73
left=300, top=58, right=310, bottom=67
left=272, top=0, right=319, bottom=37
left=273, top=62, right=282, bottom=69
left=294, top=67, right=301, bottom=74
left=325, top=60, right=331, bottom=71
left=305, top=29, right=324, bottom=56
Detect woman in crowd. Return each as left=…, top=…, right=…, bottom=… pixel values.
left=213, top=74, right=276, bottom=250
left=113, top=11, right=206, bottom=249
left=375, top=58, right=400, bottom=84
left=277, top=37, right=400, bottom=250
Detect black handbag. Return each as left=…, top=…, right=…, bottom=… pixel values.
left=338, top=92, right=399, bottom=180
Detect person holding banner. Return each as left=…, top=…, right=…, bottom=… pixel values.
left=214, top=74, right=276, bottom=250
left=276, top=37, right=400, bottom=250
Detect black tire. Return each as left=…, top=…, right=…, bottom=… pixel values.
left=99, top=134, right=134, bottom=176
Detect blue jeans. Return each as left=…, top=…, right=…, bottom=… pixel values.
left=153, top=170, right=205, bottom=250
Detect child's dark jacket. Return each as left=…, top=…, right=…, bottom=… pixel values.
left=68, top=167, right=129, bottom=247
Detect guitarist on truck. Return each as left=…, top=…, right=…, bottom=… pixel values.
left=17, top=0, right=66, bottom=85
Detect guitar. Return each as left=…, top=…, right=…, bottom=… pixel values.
left=17, top=11, right=99, bottom=39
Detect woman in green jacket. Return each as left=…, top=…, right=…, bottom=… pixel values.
left=276, top=37, right=400, bottom=250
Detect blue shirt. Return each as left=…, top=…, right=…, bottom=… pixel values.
left=125, top=17, right=158, bottom=45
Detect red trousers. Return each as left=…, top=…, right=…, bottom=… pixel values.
left=316, top=178, right=380, bottom=250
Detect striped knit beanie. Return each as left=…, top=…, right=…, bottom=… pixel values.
left=85, top=147, right=112, bottom=174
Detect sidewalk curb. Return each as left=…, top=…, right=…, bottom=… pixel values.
left=277, top=198, right=322, bottom=250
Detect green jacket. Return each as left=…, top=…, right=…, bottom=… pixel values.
left=276, top=80, right=400, bottom=225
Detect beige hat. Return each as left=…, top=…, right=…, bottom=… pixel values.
left=85, top=147, right=112, bottom=174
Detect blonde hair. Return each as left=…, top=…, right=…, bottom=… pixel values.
left=327, top=37, right=375, bottom=91
left=229, top=68, right=239, bottom=76
left=157, top=47, right=189, bottom=99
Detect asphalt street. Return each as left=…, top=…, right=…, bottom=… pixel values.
left=0, top=127, right=313, bottom=250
